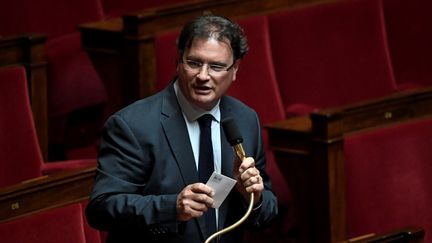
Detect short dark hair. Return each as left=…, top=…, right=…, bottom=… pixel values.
left=177, top=15, right=249, bottom=60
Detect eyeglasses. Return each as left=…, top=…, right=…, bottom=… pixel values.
left=180, top=58, right=235, bottom=76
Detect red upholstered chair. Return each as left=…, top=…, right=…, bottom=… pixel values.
left=233, top=16, right=294, bottom=242
left=267, top=0, right=397, bottom=116
left=155, top=29, right=179, bottom=91
left=101, top=0, right=183, bottom=18
left=0, top=0, right=107, bottom=160
left=382, top=0, right=432, bottom=89
left=0, top=66, right=96, bottom=188
left=0, top=0, right=104, bottom=38
left=228, top=16, right=290, bottom=206
left=0, top=204, right=88, bottom=243
left=344, top=117, right=432, bottom=242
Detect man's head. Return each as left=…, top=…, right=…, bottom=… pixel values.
left=176, top=15, right=249, bottom=111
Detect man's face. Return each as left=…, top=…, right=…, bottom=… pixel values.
left=177, top=37, right=239, bottom=111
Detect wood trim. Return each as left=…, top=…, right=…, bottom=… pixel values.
left=0, top=167, right=96, bottom=223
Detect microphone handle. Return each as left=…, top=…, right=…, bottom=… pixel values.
left=233, top=144, right=246, bottom=161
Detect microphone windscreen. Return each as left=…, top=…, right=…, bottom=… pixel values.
left=221, top=117, right=243, bottom=146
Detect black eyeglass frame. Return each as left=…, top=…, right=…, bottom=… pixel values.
left=179, top=58, right=236, bottom=75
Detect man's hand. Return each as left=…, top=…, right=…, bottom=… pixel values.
left=176, top=183, right=214, bottom=221
left=234, top=157, right=264, bottom=206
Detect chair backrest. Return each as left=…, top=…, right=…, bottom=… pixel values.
left=0, top=66, right=43, bottom=187
left=46, top=32, right=107, bottom=117
left=154, top=29, right=179, bottom=91
left=102, top=0, right=183, bottom=18
left=228, top=15, right=290, bottom=204
left=0, top=203, right=87, bottom=243
left=268, top=0, right=397, bottom=116
left=344, top=117, right=432, bottom=242
left=0, top=0, right=104, bottom=38
left=382, top=0, right=432, bottom=88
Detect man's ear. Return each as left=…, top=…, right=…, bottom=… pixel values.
left=232, top=59, right=241, bottom=81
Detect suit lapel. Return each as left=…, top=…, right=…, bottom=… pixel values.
left=160, top=84, right=207, bottom=239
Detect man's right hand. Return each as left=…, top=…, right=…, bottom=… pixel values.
left=176, top=183, right=215, bottom=221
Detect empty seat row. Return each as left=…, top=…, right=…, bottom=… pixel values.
left=268, top=0, right=397, bottom=116
left=155, top=0, right=432, bottom=120
left=152, top=1, right=432, bottom=241
left=0, top=0, right=185, bottom=161
left=0, top=66, right=96, bottom=188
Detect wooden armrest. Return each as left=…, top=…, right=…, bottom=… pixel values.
left=342, top=227, right=425, bottom=243
left=0, top=167, right=96, bottom=223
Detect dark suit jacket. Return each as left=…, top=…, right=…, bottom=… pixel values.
left=86, top=83, right=278, bottom=243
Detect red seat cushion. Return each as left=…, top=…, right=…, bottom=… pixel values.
left=102, top=0, right=183, bottom=18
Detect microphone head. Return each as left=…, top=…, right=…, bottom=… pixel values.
left=221, top=117, right=243, bottom=146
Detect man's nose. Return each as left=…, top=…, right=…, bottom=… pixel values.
left=196, top=64, right=210, bottom=80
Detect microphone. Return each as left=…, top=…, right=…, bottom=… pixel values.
left=221, top=117, right=246, bottom=162
left=204, top=117, right=254, bottom=243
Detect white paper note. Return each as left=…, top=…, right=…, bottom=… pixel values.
left=206, top=171, right=237, bottom=208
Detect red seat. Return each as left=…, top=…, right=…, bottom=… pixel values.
left=268, top=0, right=397, bottom=116
left=102, top=0, right=183, bottom=18
left=0, top=204, right=87, bottom=243
left=344, top=117, right=432, bottom=242
left=0, top=203, right=101, bottom=243
left=0, top=0, right=104, bottom=39
left=228, top=16, right=290, bottom=205
left=382, top=0, right=432, bottom=89
left=0, top=0, right=107, bottom=160
left=155, top=29, right=179, bottom=91
left=0, top=66, right=96, bottom=188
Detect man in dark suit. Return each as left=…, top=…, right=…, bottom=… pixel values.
left=86, top=15, right=278, bottom=243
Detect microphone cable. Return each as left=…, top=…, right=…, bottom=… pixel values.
left=204, top=117, right=255, bottom=243
left=204, top=193, right=254, bottom=243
